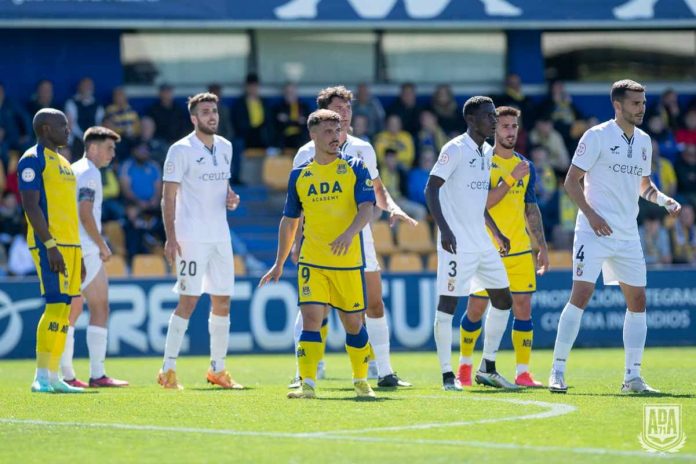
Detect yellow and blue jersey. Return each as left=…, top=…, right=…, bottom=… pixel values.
left=487, top=152, right=537, bottom=256
left=284, top=155, right=375, bottom=270
left=18, top=144, right=80, bottom=248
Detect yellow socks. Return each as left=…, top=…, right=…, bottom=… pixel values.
left=36, top=302, right=70, bottom=371
left=459, top=312, right=482, bottom=365
left=512, top=318, right=533, bottom=375
left=297, top=331, right=323, bottom=385
left=345, top=326, right=370, bottom=380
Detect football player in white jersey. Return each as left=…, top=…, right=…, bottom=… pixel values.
left=289, top=86, right=417, bottom=388
left=548, top=80, right=681, bottom=394
left=61, top=126, right=129, bottom=388
left=425, top=96, right=516, bottom=391
left=158, top=92, right=242, bottom=390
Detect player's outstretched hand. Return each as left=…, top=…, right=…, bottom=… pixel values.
left=495, top=232, right=511, bottom=256
left=511, top=161, right=530, bottom=180
left=164, top=239, right=182, bottom=267
left=440, top=227, right=457, bottom=254
left=227, top=189, right=241, bottom=211
left=290, top=242, right=300, bottom=265
left=330, top=232, right=354, bottom=256
left=99, top=243, right=112, bottom=262
left=389, top=209, right=418, bottom=227
left=665, top=198, right=681, bottom=217
left=536, top=247, right=549, bottom=275
left=258, top=264, right=283, bottom=287
left=587, top=210, right=613, bottom=236
left=47, top=247, right=66, bottom=274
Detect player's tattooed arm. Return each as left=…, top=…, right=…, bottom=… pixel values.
left=525, top=203, right=549, bottom=274
left=640, top=176, right=681, bottom=217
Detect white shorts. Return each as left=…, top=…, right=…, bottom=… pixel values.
left=174, top=241, right=235, bottom=297
left=82, top=251, right=103, bottom=290
left=572, top=231, right=646, bottom=287
left=437, top=249, right=509, bottom=297
left=363, top=239, right=380, bottom=272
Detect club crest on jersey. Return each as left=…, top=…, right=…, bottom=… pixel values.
left=576, top=263, right=584, bottom=277
left=179, top=280, right=187, bottom=292
left=307, top=181, right=342, bottom=196
left=448, top=278, right=455, bottom=292
left=337, top=164, right=347, bottom=174
left=302, top=285, right=311, bottom=297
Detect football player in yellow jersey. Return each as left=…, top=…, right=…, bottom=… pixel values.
left=18, top=109, right=85, bottom=393
left=457, top=106, right=550, bottom=388
left=260, top=109, right=377, bottom=399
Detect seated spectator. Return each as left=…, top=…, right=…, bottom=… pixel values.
left=208, top=83, right=234, bottom=141
left=26, top=79, right=55, bottom=120
left=379, top=148, right=426, bottom=221
left=553, top=186, right=578, bottom=250
left=529, top=117, right=569, bottom=174
left=675, top=109, right=696, bottom=147
left=429, top=84, right=464, bottom=136
left=675, top=144, right=696, bottom=207
left=375, top=114, right=415, bottom=168
left=639, top=212, right=672, bottom=266
left=351, top=114, right=370, bottom=143
left=105, top=86, right=141, bottom=141
left=537, top=80, right=583, bottom=148
left=147, top=84, right=188, bottom=144
left=273, top=82, right=309, bottom=151
left=650, top=139, right=677, bottom=198
left=648, top=88, right=682, bottom=131
left=647, top=114, right=681, bottom=163
left=352, top=82, right=385, bottom=138
left=417, top=110, right=448, bottom=158
left=139, top=116, right=168, bottom=166
left=0, top=83, right=32, bottom=153
left=529, top=145, right=559, bottom=240
left=407, top=147, right=436, bottom=207
left=0, top=191, right=22, bottom=254
left=101, top=164, right=125, bottom=223
left=387, top=82, right=423, bottom=138
left=494, top=73, right=535, bottom=130
left=8, top=220, right=35, bottom=277
left=65, top=77, right=104, bottom=155
left=120, top=143, right=163, bottom=260
left=670, top=203, right=696, bottom=264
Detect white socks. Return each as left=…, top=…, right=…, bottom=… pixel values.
left=623, top=310, right=647, bottom=381
left=209, top=314, right=230, bottom=373
left=481, top=306, right=511, bottom=362
left=87, top=325, right=108, bottom=379
left=60, top=326, right=76, bottom=379
left=162, top=314, right=189, bottom=372
left=552, top=303, right=584, bottom=373
left=434, top=311, right=454, bottom=374
left=366, top=315, right=392, bottom=377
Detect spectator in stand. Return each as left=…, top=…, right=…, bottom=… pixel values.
left=0, top=83, right=32, bottom=154
left=351, top=114, right=370, bottom=142
left=639, top=212, right=672, bottom=266
left=529, top=116, right=570, bottom=174
left=650, top=139, right=677, bottom=198
left=416, top=110, right=448, bottom=158
left=65, top=77, right=104, bottom=155
left=0, top=160, right=5, bottom=195
left=407, top=146, right=436, bottom=207
left=26, top=79, right=55, bottom=122
left=7, top=220, right=35, bottom=277
left=647, top=114, right=681, bottom=163
left=3, top=151, right=19, bottom=202
left=379, top=148, right=426, bottom=221
left=374, top=114, right=415, bottom=168
left=101, top=163, right=125, bottom=223
left=387, top=82, right=423, bottom=138
left=147, top=84, right=188, bottom=144
left=675, top=109, right=696, bottom=147
left=104, top=86, right=141, bottom=141
left=494, top=73, right=536, bottom=130
left=675, top=143, right=696, bottom=207
left=529, top=145, right=559, bottom=240
left=670, top=203, right=696, bottom=265
left=0, top=191, right=22, bottom=255
left=537, top=80, right=583, bottom=149
left=119, top=142, right=163, bottom=260
left=649, top=88, right=682, bottom=131
left=138, top=116, right=168, bottom=166
left=208, top=83, right=234, bottom=142
left=273, top=82, right=309, bottom=151
left=352, top=82, right=385, bottom=138
left=429, top=84, right=464, bottom=136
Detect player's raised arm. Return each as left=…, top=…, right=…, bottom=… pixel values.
left=425, top=175, right=456, bottom=254
left=486, top=161, right=529, bottom=209
left=640, top=176, right=681, bottom=218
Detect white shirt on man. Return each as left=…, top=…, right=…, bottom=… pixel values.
left=72, top=157, right=102, bottom=256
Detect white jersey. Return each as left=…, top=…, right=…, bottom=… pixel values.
left=163, top=132, right=233, bottom=243
left=293, top=134, right=379, bottom=244
left=71, top=157, right=102, bottom=256
left=430, top=133, right=495, bottom=254
left=571, top=120, right=652, bottom=241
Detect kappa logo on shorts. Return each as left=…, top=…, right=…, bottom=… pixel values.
left=353, top=302, right=360, bottom=308
left=302, top=285, right=311, bottom=297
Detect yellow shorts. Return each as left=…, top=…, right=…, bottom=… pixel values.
left=471, top=251, right=536, bottom=297
left=297, top=264, right=366, bottom=312
left=31, top=245, right=82, bottom=303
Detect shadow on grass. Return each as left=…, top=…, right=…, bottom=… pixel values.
left=570, top=392, right=696, bottom=399
left=316, top=396, right=392, bottom=402
left=188, top=386, right=255, bottom=392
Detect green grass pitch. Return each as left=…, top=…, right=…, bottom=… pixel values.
left=1, top=348, right=694, bottom=463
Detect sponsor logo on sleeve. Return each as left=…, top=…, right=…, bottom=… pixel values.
left=165, top=161, right=175, bottom=175
left=576, top=143, right=586, bottom=157
left=438, top=154, right=450, bottom=165
left=21, top=168, right=35, bottom=182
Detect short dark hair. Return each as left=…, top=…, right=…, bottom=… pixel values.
left=611, top=79, right=645, bottom=102
left=187, top=92, right=218, bottom=114
left=83, top=126, right=120, bottom=149
left=307, top=109, right=341, bottom=130
left=496, top=106, right=521, bottom=118
left=316, top=86, right=353, bottom=109
left=463, top=96, right=494, bottom=117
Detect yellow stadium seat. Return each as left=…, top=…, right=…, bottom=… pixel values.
left=234, top=254, right=247, bottom=277
left=426, top=252, right=438, bottom=272
left=244, top=148, right=267, bottom=158
left=262, top=156, right=294, bottom=191
left=389, top=252, right=423, bottom=273
left=104, top=255, right=127, bottom=277
left=132, top=254, right=168, bottom=277
left=102, top=221, right=126, bottom=256
left=371, top=221, right=397, bottom=255
left=396, top=222, right=434, bottom=253
left=548, top=250, right=573, bottom=269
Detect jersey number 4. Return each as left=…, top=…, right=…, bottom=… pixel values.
left=179, top=260, right=198, bottom=276
left=575, top=245, right=585, bottom=262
